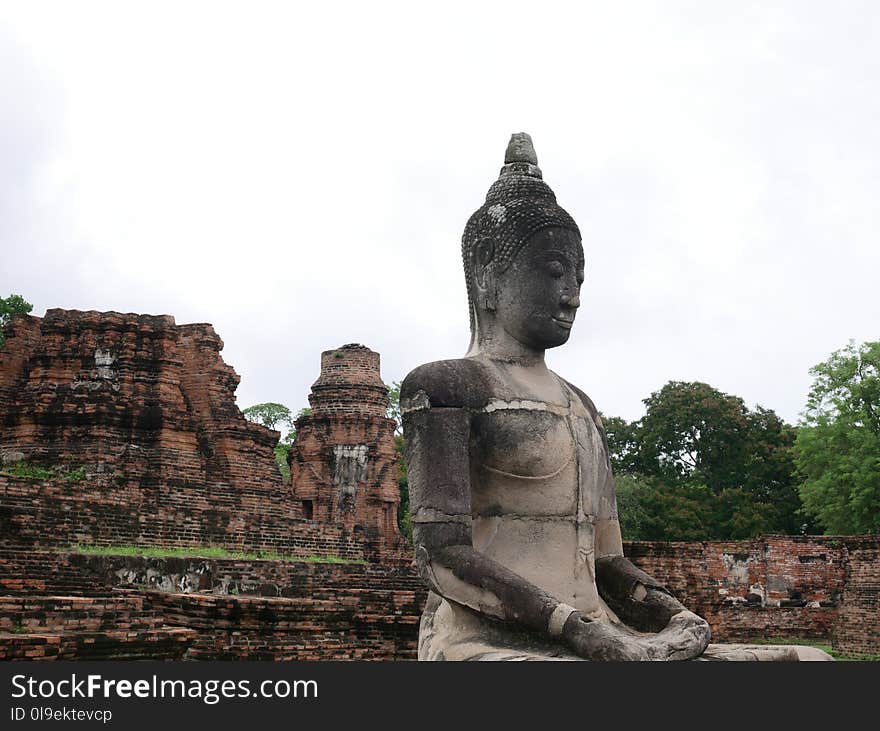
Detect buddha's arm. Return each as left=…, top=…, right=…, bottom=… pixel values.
left=593, top=507, right=686, bottom=632
left=591, top=477, right=711, bottom=659
left=405, top=404, right=564, bottom=636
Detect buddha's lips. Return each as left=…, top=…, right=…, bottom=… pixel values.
left=552, top=316, right=574, bottom=329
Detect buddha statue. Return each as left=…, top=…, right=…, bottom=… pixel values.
left=400, top=133, right=832, bottom=661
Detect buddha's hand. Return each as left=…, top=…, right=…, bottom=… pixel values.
left=642, top=610, right=711, bottom=661
left=561, top=612, right=649, bottom=661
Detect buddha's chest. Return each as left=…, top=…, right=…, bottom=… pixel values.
left=469, top=402, right=609, bottom=517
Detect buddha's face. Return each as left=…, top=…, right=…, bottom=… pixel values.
left=494, top=227, right=584, bottom=350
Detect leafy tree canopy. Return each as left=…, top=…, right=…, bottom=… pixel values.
left=0, top=294, right=33, bottom=346
left=795, top=340, right=880, bottom=534
left=241, top=403, right=310, bottom=444
left=603, top=380, right=809, bottom=540
left=243, top=403, right=311, bottom=483
left=242, top=402, right=293, bottom=432
left=601, top=415, right=641, bottom=476
left=636, top=381, right=753, bottom=492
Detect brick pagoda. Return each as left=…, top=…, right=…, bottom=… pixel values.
left=288, top=344, right=406, bottom=562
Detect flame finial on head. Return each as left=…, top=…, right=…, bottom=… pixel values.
left=505, top=132, right=538, bottom=165
left=501, top=132, right=542, bottom=178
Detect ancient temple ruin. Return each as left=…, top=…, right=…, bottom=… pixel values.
left=0, top=310, right=400, bottom=563
left=0, top=310, right=422, bottom=660
left=0, top=309, right=876, bottom=660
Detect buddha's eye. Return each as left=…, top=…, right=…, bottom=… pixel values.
left=546, top=261, right=565, bottom=278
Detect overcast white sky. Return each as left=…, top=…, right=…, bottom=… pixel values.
left=1, top=2, right=878, bottom=424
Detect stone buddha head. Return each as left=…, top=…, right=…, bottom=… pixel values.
left=462, top=133, right=585, bottom=356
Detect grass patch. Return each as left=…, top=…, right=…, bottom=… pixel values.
left=754, top=637, right=880, bottom=662
left=0, top=461, right=86, bottom=482
left=67, top=544, right=365, bottom=564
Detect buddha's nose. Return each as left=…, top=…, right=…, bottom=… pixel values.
left=560, top=293, right=580, bottom=309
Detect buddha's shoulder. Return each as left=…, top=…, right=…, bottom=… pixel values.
left=556, top=375, right=606, bottom=434
left=401, top=358, right=499, bottom=410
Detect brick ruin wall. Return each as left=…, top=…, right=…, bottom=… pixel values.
left=0, top=593, right=196, bottom=661
left=0, top=311, right=385, bottom=561
left=625, top=535, right=880, bottom=656
left=1, top=536, right=877, bottom=660
left=0, top=475, right=365, bottom=560
left=0, top=550, right=424, bottom=599
left=0, top=549, right=425, bottom=660
left=831, top=537, right=880, bottom=656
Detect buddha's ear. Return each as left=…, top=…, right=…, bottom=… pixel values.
left=473, top=238, right=497, bottom=311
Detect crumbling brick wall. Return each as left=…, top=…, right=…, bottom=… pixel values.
left=0, top=548, right=425, bottom=661
left=0, top=474, right=366, bottom=559
left=0, top=310, right=370, bottom=559
left=833, top=537, right=880, bottom=656
left=0, top=311, right=277, bottom=480
left=624, top=536, right=851, bottom=643
left=0, top=548, right=423, bottom=598
left=2, top=540, right=877, bottom=660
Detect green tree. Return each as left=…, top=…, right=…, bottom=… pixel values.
left=274, top=443, right=292, bottom=483
left=636, top=381, right=753, bottom=493
left=613, top=473, right=652, bottom=540
left=243, top=403, right=310, bottom=483
left=712, top=487, right=775, bottom=540
left=794, top=340, right=880, bottom=534
left=605, top=381, right=807, bottom=540
left=741, top=406, right=810, bottom=534
left=600, top=414, right=641, bottom=475
left=0, top=294, right=33, bottom=346
left=630, top=478, right=714, bottom=541
left=241, top=402, right=294, bottom=432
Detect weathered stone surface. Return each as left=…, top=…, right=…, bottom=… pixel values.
left=147, top=589, right=421, bottom=661
left=402, top=133, right=833, bottom=661
left=0, top=627, right=196, bottom=661
left=0, top=309, right=278, bottom=479
left=0, top=548, right=424, bottom=598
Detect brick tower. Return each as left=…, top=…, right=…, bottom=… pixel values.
left=288, top=344, right=405, bottom=562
